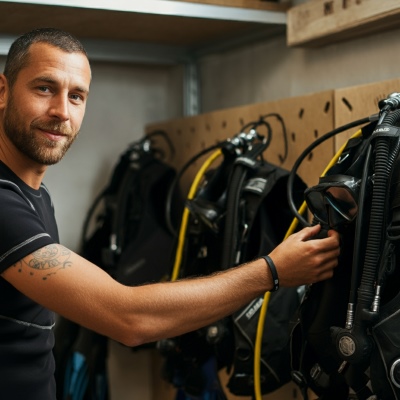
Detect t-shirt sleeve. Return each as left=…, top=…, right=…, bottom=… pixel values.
left=0, top=187, right=57, bottom=273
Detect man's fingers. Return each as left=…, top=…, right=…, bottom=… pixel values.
left=296, top=224, right=321, bottom=241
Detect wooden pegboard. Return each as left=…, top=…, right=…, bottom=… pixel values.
left=147, top=89, right=335, bottom=195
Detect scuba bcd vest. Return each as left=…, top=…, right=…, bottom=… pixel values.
left=54, top=131, right=182, bottom=400
left=289, top=98, right=400, bottom=400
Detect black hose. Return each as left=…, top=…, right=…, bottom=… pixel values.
left=357, top=138, right=391, bottom=307
left=348, top=145, right=372, bottom=306
left=261, top=113, right=289, bottom=164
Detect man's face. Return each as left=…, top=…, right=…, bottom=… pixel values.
left=2, top=42, right=91, bottom=165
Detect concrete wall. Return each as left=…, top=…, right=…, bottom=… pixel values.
left=199, top=27, right=400, bottom=113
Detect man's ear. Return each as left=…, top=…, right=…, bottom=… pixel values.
left=0, top=74, right=8, bottom=110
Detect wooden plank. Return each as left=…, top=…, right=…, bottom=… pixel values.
left=0, top=2, right=268, bottom=46
left=287, top=0, right=400, bottom=47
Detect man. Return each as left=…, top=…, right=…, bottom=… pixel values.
left=0, top=28, right=340, bottom=399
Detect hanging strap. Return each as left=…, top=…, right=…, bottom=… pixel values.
left=221, top=142, right=268, bottom=270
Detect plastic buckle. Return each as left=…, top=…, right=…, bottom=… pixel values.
left=310, top=363, right=330, bottom=389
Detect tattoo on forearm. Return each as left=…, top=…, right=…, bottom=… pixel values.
left=13, top=245, right=72, bottom=280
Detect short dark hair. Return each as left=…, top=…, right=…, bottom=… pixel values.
left=4, top=27, right=89, bottom=87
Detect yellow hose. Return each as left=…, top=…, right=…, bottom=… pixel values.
left=170, top=149, right=223, bottom=282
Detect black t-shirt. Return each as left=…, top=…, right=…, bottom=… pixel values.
left=0, top=161, right=59, bottom=399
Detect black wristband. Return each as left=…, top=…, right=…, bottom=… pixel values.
left=262, top=255, right=279, bottom=292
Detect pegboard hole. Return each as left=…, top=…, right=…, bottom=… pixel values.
left=324, top=101, right=331, bottom=113
left=342, top=97, right=353, bottom=111
left=298, top=108, right=304, bottom=119
left=324, top=1, right=334, bottom=15
left=308, top=152, right=313, bottom=161
left=314, top=130, right=318, bottom=138
left=239, top=118, right=244, bottom=126
left=222, top=121, right=227, bottom=129
left=291, top=132, right=296, bottom=142
left=205, top=123, right=211, bottom=131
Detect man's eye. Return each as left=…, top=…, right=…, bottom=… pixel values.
left=70, top=94, right=83, bottom=102
left=38, top=86, right=50, bottom=93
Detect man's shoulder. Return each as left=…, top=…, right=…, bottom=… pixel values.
left=0, top=177, right=38, bottom=213
left=0, top=162, right=24, bottom=195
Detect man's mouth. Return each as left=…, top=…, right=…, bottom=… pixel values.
left=38, top=128, right=68, bottom=142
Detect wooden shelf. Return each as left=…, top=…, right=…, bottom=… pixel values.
left=287, top=0, right=400, bottom=47
left=0, top=0, right=288, bottom=62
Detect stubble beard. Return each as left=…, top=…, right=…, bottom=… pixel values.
left=3, top=94, right=79, bottom=166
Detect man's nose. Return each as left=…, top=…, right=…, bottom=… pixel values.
left=48, top=94, right=70, bottom=121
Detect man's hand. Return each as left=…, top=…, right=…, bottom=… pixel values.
left=268, top=224, right=340, bottom=287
